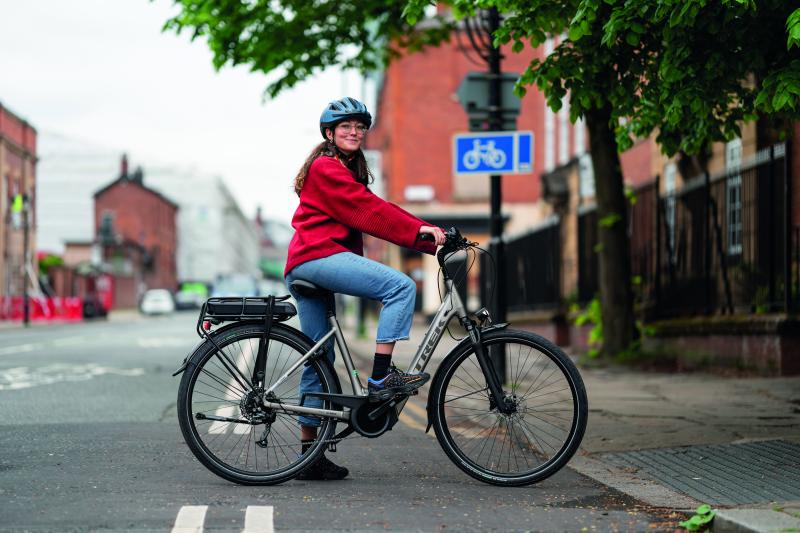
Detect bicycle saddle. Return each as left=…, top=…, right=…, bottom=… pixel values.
left=290, top=279, right=332, bottom=299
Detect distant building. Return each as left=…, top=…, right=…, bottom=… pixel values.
left=36, top=132, right=119, bottom=254
left=254, top=207, right=292, bottom=280
left=142, top=165, right=260, bottom=286
left=0, top=101, right=37, bottom=300
left=35, top=132, right=260, bottom=288
left=94, top=157, right=178, bottom=308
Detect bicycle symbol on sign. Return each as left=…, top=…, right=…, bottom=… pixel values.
left=462, top=139, right=507, bottom=170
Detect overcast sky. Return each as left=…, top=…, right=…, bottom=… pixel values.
left=0, top=0, right=366, bottom=223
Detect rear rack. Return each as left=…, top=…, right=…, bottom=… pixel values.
left=195, top=295, right=296, bottom=338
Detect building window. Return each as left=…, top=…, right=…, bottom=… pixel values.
left=578, top=153, right=595, bottom=199
left=664, top=161, right=677, bottom=263
left=544, top=38, right=555, bottom=172
left=574, top=117, right=586, bottom=157
left=559, top=95, right=569, bottom=165
left=725, top=138, right=743, bottom=255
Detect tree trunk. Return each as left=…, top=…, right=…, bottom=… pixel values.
left=585, top=104, right=636, bottom=356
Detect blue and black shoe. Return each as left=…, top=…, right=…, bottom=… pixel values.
left=367, top=365, right=430, bottom=402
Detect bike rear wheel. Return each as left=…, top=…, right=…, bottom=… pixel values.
left=177, top=323, right=338, bottom=485
left=430, top=329, right=587, bottom=486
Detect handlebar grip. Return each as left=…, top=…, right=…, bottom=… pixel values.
left=418, top=233, right=435, bottom=242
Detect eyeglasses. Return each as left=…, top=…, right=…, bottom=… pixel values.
left=336, top=123, right=368, bottom=135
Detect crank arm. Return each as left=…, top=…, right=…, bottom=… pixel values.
left=195, top=413, right=254, bottom=424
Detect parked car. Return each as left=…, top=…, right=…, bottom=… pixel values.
left=140, top=289, right=175, bottom=315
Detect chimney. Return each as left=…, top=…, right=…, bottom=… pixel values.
left=120, top=153, right=129, bottom=179
left=131, top=166, right=144, bottom=184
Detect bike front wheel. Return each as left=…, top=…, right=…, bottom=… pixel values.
left=177, top=323, right=338, bottom=485
left=430, top=329, right=587, bottom=486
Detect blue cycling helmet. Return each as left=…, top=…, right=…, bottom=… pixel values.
left=319, top=97, right=372, bottom=139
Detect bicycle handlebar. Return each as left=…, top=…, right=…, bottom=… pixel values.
left=419, top=227, right=478, bottom=275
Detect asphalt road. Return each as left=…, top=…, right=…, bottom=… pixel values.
left=0, top=313, right=674, bottom=531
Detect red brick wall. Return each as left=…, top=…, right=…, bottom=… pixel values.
left=0, top=105, right=37, bottom=155
left=369, top=37, right=658, bottom=207
left=369, top=38, right=547, bottom=205
left=620, top=138, right=655, bottom=187
left=95, top=180, right=178, bottom=290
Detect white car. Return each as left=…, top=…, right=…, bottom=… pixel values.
left=140, top=289, right=175, bottom=315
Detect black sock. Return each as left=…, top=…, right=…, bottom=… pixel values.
left=301, top=439, right=314, bottom=454
left=371, top=353, right=392, bottom=380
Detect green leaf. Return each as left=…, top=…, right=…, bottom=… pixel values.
left=569, top=24, right=584, bottom=41
left=512, top=40, right=524, bottom=53
left=625, top=32, right=639, bottom=46
left=599, top=213, right=622, bottom=227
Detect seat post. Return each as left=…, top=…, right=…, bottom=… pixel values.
left=325, top=292, right=336, bottom=318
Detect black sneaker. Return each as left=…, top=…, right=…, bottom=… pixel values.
left=296, top=455, right=349, bottom=481
left=367, top=365, right=430, bottom=401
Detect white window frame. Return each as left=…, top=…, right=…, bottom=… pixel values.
left=543, top=38, right=555, bottom=173
left=578, top=153, right=595, bottom=199
left=725, top=139, right=743, bottom=256
left=663, top=161, right=677, bottom=263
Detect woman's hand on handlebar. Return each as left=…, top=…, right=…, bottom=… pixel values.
left=419, top=225, right=446, bottom=246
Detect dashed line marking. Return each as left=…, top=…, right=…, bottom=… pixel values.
left=171, top=505, right=207, bottom=533
left=243, top=506, right=274, bottom=533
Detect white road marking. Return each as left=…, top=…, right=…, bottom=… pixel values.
left=243, top=505, right=274, bottom=533
left=137, top=338, right=190, bottom=348
left=171, top=505, right=208, bottom=533
left=0, top=364, right=145, bottom=391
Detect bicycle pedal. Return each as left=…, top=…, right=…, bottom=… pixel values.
left=328, top=442, right=337, bottom=453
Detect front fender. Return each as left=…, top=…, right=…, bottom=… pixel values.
left=424, top=323, right=509, bottom=432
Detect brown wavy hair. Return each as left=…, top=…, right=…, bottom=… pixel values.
left=294, top=140, right=374, bottom=196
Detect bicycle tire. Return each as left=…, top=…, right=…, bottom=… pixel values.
left=177, top=323, right=338, bottom=485
left=430, top=329, right=587, bottom=487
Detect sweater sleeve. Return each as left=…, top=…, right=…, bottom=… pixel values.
left=306, top=157, right=435, bottom=254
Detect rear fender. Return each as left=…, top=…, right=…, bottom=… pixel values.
left=171, top=320, right=270, bottom=377
left=424, top=323, right=509, bottom=432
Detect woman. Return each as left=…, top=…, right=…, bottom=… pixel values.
left=284, top=97, right=445, bottom=480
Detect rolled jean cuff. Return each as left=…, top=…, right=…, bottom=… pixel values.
left=375, top=335, right=410, bottom=343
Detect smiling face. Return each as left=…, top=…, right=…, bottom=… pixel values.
left=325, top=120, right=368, bottom=154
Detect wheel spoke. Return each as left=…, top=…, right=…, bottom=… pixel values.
left=181, top=327, right=337, bottom=483
left=435, top=334, right=586, bottom=484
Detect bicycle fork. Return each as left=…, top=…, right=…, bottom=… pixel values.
left=460, top=318, right=514, bottom=415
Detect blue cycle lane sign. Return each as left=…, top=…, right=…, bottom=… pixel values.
left=453, top=131, right=534, bottom=175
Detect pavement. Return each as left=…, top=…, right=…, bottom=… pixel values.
left=341, top=315, right=800, bottom=533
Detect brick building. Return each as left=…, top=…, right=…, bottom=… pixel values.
left=366, top=30, right=656, bottom=313
left=0, top=101, right=37, bottom=301
left=94, top=157, right=178, bottom=308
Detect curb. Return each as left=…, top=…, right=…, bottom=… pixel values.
left=567, top=455, right=701, bottom=511
left=713, top=507, right=800, bottom=532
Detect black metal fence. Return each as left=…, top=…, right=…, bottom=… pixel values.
left=480, top=219, right=562, bottom=313
left=577, top=142, right=797, bottom=317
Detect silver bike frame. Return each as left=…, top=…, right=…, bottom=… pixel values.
left=261, top=279, right=468, bottom=421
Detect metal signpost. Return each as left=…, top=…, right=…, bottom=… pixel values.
left=454, top=8, right=534, bottom=380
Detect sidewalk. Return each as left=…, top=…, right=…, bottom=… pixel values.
left=341, top=316, right=800, bottom=532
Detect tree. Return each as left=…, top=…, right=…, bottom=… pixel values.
left=405, top=0, right=800, bottom=356
left=160, top=0, right=452, bottom=98
left=599, top=1, right=800, bottom=156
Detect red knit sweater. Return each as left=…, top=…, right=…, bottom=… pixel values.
left=285, top=155, right=437, bottom=276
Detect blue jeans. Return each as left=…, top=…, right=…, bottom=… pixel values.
left=286, top=252, right=417, bottom=427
